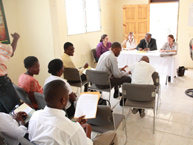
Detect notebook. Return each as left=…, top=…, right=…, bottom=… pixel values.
left=74, top=92, right=100, bottom=119
left=14, top=103, right=35, bottom=124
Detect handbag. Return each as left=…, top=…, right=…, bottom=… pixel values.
left=98, top=98, right=111, bottom=107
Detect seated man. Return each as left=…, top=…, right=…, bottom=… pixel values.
left=44, top=59, right=77, bottom=118
left=129, top=56, right=155, bottom=118
left=62, top=42, right=88, bottom=92
left=0, top=111, right=28, bottom=145
left=28, top=80, right=93, bottom=144
left=96, top=42, right=131, bottom=98
left=136, top=33, right=157, bottom=51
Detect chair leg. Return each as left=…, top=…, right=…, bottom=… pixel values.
left=109, top=91, right=111, bottom=105
left=153, top=108, right=156, bottom=134
left=124, top=118, right=127, bottom=145
left=126, top=108, right=131, bottom=120
left=165, top=76, right=168, bottom=85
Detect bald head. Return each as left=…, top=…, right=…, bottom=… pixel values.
left=141, top=56, right=149, bottom=63
left=44, top=80, right=69, bottom=109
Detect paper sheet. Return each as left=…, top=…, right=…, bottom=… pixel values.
left=83, top=67, right=95, bottom=74
left=74, top=92, right=100, bottom=119
left=124, top=66, right=130, bottom=73
left=14, top=103, right=35, bottom=123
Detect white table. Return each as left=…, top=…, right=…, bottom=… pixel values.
left=117, top=50, right=179, bottom=82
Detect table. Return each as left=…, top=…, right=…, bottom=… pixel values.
left=117, top=50, right=179, bottom=82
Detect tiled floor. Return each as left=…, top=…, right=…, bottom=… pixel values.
left=103, top=69, right=193, bottom=145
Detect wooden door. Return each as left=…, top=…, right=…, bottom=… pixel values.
left=123, top=4, right=150, bottom=44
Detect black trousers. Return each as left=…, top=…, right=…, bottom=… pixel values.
left=96, top=76, right=132, bottom=93
left=0, top=76, right=20, bottom=113
left=111, top=76, right=132, bottom=92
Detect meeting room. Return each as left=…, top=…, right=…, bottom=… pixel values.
left=0, top=0, right=193, bottom=145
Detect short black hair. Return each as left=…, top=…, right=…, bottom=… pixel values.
left=64, top=42, right=73, bottom=52
left=48, top=59, right=63, bottom=75
left=24, top=56, right=38, bottom=69
left=44, top=80, right=68, bottom=107
left=111, top=42, right=121, bottom=49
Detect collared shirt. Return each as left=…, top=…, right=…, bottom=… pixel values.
left=44, top=75, right=72, bottom=109
left=28, top=106, right=93, bottom=145
left=96, top=42, right=111, bottom=58
left=0, top=113, right=27, bottom=140
left=0, top=43, right=13, bottom=76
left=130, top=61, right=155, bottom=84
left=161, top=42, right=178, bottom=51
left=126, top=39, right=137, bottom=49
left=61, top=53, right=84, bottom=75
left=96, top=50, right=128, bottom=78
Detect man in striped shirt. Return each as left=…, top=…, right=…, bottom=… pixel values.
left=0, top=33, right=20, bottom=113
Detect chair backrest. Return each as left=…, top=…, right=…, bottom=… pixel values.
left=0, top=85, right=21, bottom=113
left=122, top=83, right=156, bottom=102
left=63, top=68, right=81, bottom=82
left=34, top=92, right=46, bottom=109
left=87, top=105, right=113, bottom=126
left=86, top=70, right=111, bottom=86
left=18, top=137, right=34, bottom=145
left=13, top=84, right=33, bottom=107
left=152, top=72, right=159, bottom=86
left=91, top=48, right=98, bottom=63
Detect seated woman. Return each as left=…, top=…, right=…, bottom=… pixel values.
left=121, top=32, right=137, bottom=50
left=96, top=34, right=111, bottom=60
left=44, top=59, right=77, bottom=118
left=18, top=56, right=43, bottom=109
left=160, top=34, right=178, bottom=53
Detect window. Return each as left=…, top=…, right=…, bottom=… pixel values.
left=65, top=0, right=101, bottom=35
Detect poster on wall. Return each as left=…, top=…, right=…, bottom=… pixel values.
left=0, top=0, right=10, bottom=44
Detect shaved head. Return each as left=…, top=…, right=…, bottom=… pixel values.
left=44, top=80, right=69, bottom=108
left=141, top=56, right=149, bottom=63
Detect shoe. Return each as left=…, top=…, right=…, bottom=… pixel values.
left=132, top=108, right=139, bottom=114
left=113, top=92, right=122, bottom=98
left=139, top=109, right=145, bottom=118
left=120, top=98, right=126, bottom=106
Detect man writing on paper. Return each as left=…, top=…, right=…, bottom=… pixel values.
left=129, top=56, right=155, bottom=118
left=137, top=33, right=157, bottom=51
left=96, top=42, right=131, bottom=98
left=0, top=111, right=28, bottom=145
left=28, top=80, right=118, bottom=145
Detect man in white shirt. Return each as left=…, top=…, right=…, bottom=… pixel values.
left=44, top=59, right=77, bottom=118
left=0, top=111, right=28, bottom=145
left=129, top=56, right=155, bottom=118
left=96, top=42, right=131, bottom=98
left=28, top=80, right=93, bottom=145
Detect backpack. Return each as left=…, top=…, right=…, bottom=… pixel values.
left=177, top=66, right=185, bottom=77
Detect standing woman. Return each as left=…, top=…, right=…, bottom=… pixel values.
left=18, top=56, right=43, bottom=109
left=160, top=34, right=178, bottom=53
left=121, top=32, right=137, bottom=50
left=0, top=33, right=21, bottom=113
left=96, top=34, right=111, bottom=60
